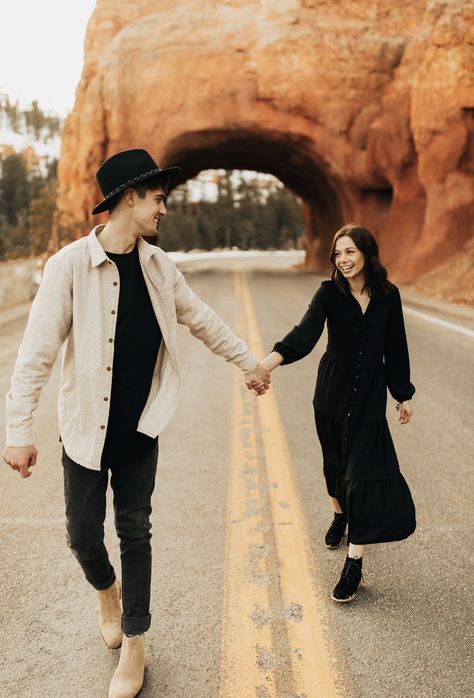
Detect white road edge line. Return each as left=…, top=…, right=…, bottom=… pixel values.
left=404, top=306, right=474, bottom=339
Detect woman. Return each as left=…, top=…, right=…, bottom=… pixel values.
left=254, top=224, right=416, bottom=603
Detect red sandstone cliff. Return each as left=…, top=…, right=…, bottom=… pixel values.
left=54, top=0, right=474, bottom=289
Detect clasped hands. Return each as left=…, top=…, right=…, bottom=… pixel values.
left=244, top=352, right=283, bottom=397
left=244, top=359, right=272, bottom=397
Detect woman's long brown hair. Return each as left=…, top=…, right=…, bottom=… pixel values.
left=330, top=223, right=394, bottom=299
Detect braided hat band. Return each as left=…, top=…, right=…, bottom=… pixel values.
left=101, top=168, right=162, bottom=201
left=91, top=149, right=182, bottom=215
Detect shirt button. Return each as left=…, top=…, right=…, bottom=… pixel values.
left=109, top=338, right=113, bottom=343
left=103, top=397, right=108, bottom=401
left=111, top=310, right=116, bottom=315
left=106, top=366, right=111, bottom=371
left=113, top=281, right=118, bottom=286
left=100, top=425, right=105, bottom=430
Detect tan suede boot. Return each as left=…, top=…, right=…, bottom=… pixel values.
left=108, top=634, right=146, bottom=698
left=97, top=580, right=123, bottom=649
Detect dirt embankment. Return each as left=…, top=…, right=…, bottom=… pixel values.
left=413, top=239, right=474, bottom=305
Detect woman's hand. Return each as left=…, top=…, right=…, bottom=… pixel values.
left=396, top=401, right=413, bottom=425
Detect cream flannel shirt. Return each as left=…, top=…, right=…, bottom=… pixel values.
left=5, top=226, right=259, bottom=470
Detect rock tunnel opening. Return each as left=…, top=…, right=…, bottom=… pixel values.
left=157, top=168, right=304, bottom=252
left=158, top=129, right=347, bottom=270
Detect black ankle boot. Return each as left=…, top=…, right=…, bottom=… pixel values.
left=324, top=513, right=347, bottom=549
left=331, top=555, right=363, bottom=602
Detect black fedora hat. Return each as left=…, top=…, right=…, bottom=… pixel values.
left=92, top=149, right=182, bottom=215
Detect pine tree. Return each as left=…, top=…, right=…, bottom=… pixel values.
left=150, top=170, right=303, bottom=252
left=0, top=153, right=30, bottom=226
left=28, top=179, right=57, bottom=255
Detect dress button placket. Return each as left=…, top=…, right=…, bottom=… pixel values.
left=349, top=345, right=363, bottom=416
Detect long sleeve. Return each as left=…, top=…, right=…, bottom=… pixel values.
left=5, top=257, right=73, bottom=446
left=272, top=283, right=327, bottom=365
left=384, top=287, right=415, bottom=403
left=174, top=268, right=259, bottom=374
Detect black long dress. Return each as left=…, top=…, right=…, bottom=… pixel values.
left=273, top=280, right=416, bottom=545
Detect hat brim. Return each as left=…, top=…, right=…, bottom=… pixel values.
left=92, top=166, right=182, bottom=215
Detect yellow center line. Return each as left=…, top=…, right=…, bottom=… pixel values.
left=220, top=272, right=276, bottom=697
left=219, top=271, right=339, bottom=698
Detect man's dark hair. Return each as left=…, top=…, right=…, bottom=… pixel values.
left=107, top=192, right=122, bottom=214
left=133, top=174, right=171, bottom=199
left=108, top=175, right=171, bottom=213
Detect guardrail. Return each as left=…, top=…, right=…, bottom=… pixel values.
left=0, top=258, right=41, bottom=310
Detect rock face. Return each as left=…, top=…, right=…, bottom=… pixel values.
left=55, top=0, right=474, bottom=285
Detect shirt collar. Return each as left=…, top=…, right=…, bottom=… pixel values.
left=87, top=225, right=109, bottom=267
left=88, top=225, right=154, bottom=268
left=137, top=236, right=154, bottom=263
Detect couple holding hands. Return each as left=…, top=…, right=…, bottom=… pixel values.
left=3, top=149, right=415, bottom=698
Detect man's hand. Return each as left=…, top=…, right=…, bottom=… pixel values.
left=245, top=364, right=271, bottom=397
left=2, top=445, right=38, bottom=478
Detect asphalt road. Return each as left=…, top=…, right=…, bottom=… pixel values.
left=0, top=254, right=473, bottom=697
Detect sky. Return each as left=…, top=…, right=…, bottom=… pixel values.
left=0, top=1, right=280, bottom=191
left=0, top=0, right=97, bottom=116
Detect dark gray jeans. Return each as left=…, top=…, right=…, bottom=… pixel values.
left=61, top=442, right=158, bottom=636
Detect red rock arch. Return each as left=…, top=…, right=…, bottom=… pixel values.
left=53, top=0, right=474, bottom=289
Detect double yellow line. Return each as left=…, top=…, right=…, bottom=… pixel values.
left=219, top=272, right=339, bottom=697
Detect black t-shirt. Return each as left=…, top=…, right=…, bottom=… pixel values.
left=101, top=244, right=163, bottom=465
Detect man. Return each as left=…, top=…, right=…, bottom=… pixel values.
left=2, top=149, right=270, bottom=698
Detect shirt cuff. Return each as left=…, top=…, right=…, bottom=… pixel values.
left=5, top=429, right=34, bottom=448
left=240, top=355, right=260, bottom=375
